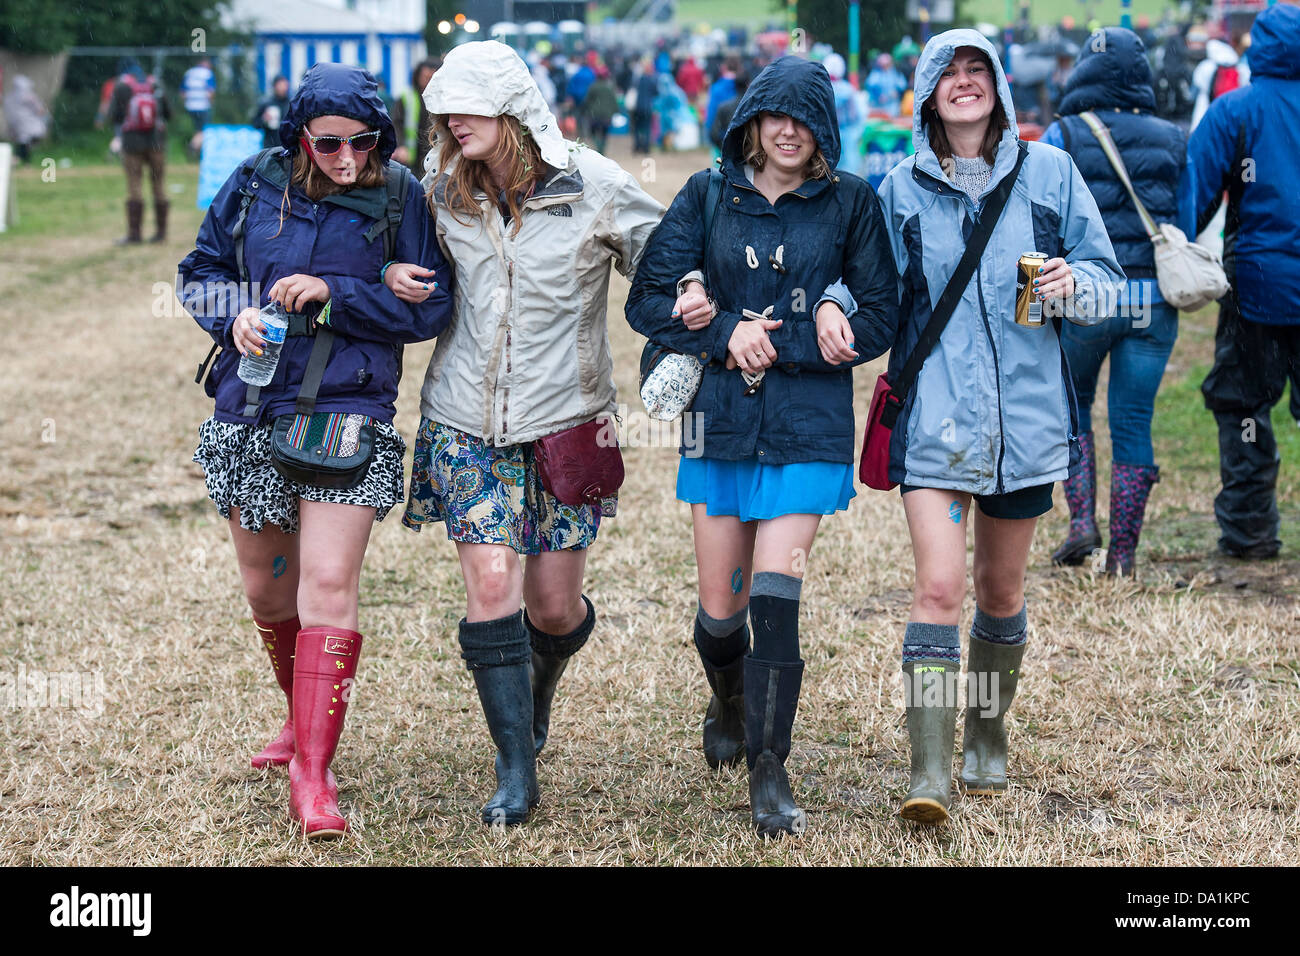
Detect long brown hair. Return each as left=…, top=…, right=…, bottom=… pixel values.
left=740, top=114, right=832, bottom=181
left=922, top=50, right=1010, bottom=166
left=432, top=114, right=544, bottom=237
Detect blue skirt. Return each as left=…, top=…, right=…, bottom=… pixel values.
left=676, top=455, right=856, bottom=520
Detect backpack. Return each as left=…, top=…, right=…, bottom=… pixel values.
left=122, top=76, right=158, bottom=133
left=194, top=149, right=412, bottom=391
left=1211, top=64, right=1242, bottom=102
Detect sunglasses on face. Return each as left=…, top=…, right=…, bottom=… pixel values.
left=301, top=129, right=381, bottom=155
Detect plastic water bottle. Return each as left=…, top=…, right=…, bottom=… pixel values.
left=237, top=302, right=289, bottom=387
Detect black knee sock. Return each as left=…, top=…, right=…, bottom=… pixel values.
left=694, top=602, right=749, bottom=667
left=750, top=571, right=802, bottom=663
left=457, top=611, right=530, bottom=670
left=525, top=595, right=596, bottom=659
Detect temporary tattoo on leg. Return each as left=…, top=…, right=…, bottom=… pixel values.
left=948, top=500, right=962, bottom=524
left=730, top=567, right=744, bottom=594
left=272, top=555, right=288, bottom=578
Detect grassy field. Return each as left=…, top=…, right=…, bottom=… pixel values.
left=0, top=145, right=1296, bottom=865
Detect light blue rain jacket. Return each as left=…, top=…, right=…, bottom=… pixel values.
left=828, top=29, right=1124, bottom=494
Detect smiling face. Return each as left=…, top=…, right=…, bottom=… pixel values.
left=757, top=112, right=815, bottom=176
left=931, top=48, right=997, bottom=130
left=303, top=115, right=373, bottom=187
left=446, top=113, right=503, bottom=163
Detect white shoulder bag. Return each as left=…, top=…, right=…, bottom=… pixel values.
left=1080, top=110, right=1229, bottom=312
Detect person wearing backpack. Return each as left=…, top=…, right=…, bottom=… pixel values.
left=379, top=41, right=665, bottom=828
left=108, top=67, right=172, bottom=244
left=1039, top=27, right=1196, bottom=578
left=624, top=56, right=900, bottom=839
left=176, top=63, right=452, bottom=839
left=1190, top=3, right=1300, bottom=560
left=823, top=31, right=1122, bottom=825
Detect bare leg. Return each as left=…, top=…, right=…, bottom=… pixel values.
left=971, top=508, right=1037, bottom=617
left=902, top=488, right=972, bottom=625
left=522, top=548, right=588, bottom=634
left=296, top=500, right=375, bottom=629
left=691, top=504, right=757, bottom=619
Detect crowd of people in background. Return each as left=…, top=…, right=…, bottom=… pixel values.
left=9, top=10, right=1254, bottom=184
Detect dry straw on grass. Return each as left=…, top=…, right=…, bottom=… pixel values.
left=0, top=149, right=1296, bottom=866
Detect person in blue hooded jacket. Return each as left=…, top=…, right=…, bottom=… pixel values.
left=625, top=56, right=899, bottom=839
left=177, top=63, right=452, bottom=840
left=825, top=30, right=1123, bottom=825
left=1189, top=2, right=1300, bottom=560
left=1040, top=27, right=1196, bottom=577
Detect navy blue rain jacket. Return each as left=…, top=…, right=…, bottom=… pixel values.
left=1046, top=28, right=1190, bottom=281
left=623, top=56, right=898, bottom=465
left=178, top=63, right=452, bottom=425
left=1188, top=3, right=1300, bottom=326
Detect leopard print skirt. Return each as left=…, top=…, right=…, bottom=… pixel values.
left=193, top=416, right=407, bottom=534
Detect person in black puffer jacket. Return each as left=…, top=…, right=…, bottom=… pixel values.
left=1041, top=27, right=1194, bottom=578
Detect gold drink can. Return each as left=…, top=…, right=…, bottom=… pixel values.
left=1016, top=252, right=1048, bottom=327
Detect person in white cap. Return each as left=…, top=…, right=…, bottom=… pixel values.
left=823, top=52, right=866, bottom=174
left=383, top=40, right=665, bottom=827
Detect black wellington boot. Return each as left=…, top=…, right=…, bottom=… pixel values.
left=744, top=656, right=806, bottom=839
left=526, top=595, right=595, bottom=756
left=899, top=659, right=959, bottom=825
left=459, top=614, right=540, bottom=826
left=695, top=621, right=748, bottom=769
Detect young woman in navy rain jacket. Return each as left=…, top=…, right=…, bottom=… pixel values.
left=826, top=31, right=1123, bottom=826
left=178, top=63, right=451, bottom=839
left=625, top=56, right=899, bottom=839
left=1041, top=27, right=1194, bottom=577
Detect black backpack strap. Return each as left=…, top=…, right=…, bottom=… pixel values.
left=195, top=342, right=220, bottom=385
left=701, top=168, right=723, bottom=286
left=231, top=148, right=280, bottom=283
left=295, top=329, right=335, bottom=417
left=242, top=382, right=262, bottom=419
left=362, top=160, right=411, bottom=262
left=882, top=141, right=1029, bottom=428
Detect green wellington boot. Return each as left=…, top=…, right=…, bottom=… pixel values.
left=961, top=635, right=1025, bottom=794
left=899, top=659, right=959, bottom=824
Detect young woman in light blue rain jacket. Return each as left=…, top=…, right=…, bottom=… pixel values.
left=824, top=29, right=1123, bottom=824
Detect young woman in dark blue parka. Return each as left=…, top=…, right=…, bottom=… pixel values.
left=625, top=56, right=899, bottom=838
left=1041, top=27, right=1194, bottom=577
left=178, top=64, right=451, bottom=839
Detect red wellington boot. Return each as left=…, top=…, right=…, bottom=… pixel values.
left=288, top=626, right=363, bottom=839
left=251, top=616, right=300, bottom=768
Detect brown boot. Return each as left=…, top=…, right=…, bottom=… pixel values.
left=115, top=200, right=143, bottom=245
left=149, top=199, right=169, bottom=243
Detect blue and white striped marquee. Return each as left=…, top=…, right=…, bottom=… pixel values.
left=253, top=32, right=427, bottom=96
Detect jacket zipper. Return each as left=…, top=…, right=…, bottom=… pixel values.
left=502, top=257, right=514, bottom=438
left=920, top=167, right=1009, bottom=492
left=975, top=263, right=1007, bottom=494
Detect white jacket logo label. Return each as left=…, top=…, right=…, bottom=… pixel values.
left=49, top=886, right=151, bottom=936
left=547, top=204, right=573, bottom=217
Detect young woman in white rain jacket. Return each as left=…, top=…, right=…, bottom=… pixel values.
left=383, top=41, right=664, bottom=826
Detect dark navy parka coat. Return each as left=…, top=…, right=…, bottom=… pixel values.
left=178, top=63, right=452, bottom=425
left=624, top=56, right=898, bottom=464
